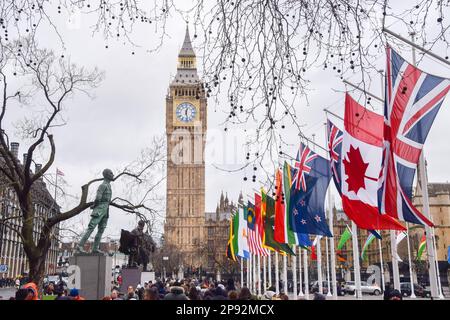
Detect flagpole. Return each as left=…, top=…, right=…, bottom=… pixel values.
left=257, top=254, right=261, bottom=296
left=283, top=253, right=288, bottom=294
left=377, top=238, right=385, bottom=292
left=303, top=248, right=309, bottom=299
left=263, top=255, right=266, bottom=293
left=405, top=224, right=416, bottom=298
left=253, top=254, right=256, bottom=293
left=298, top=246, right=304, bottom=296
left=246, top=257, right=250, bottom=288
left=351, top=222, right=362, bottom=299
left=292, top=247, right=297, bottom=299
left=275, top=251, right=280, bottom=294
left=409, top=32, right=440, bottom=299
left=328, top=196, right=338, bottom=299
left=325, top=234, right=331, bottom=297
left=390, top=230, right=401, bottom=290
left=268, top=251, right=272, bottom=287
left=240, top=258, right=244, bottom=289
left=317, top=236, right=323, bottom=294
left=431, top=227, right=444, bottom=298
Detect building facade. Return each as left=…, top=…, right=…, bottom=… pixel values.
left=0, top=142, right=60, bottom=279
left=164, top=26, right=207, bottom=268
left=204, top=192, right=237, bottom=275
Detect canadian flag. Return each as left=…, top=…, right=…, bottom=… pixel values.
left=341, top=94, right=405, bottom=231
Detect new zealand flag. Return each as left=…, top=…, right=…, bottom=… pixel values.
left=289, top=143, right=333, bottom=237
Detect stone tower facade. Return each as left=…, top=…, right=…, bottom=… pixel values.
left=164, top=26, right=206, bottom=268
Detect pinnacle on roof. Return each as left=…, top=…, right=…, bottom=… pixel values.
left=179, top=24, right=195, bottom=57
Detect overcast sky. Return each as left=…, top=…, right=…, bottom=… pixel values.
left=5, top=2, right=450, bottom=242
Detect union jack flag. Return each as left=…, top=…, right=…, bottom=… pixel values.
left=378, top=46, right=450, bottom=226
left=293, top=144, right=318, bottom=191
left=327, top=119, right=343, bottom=194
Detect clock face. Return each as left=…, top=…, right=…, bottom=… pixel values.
left=176, top=102, right=197, bottom=123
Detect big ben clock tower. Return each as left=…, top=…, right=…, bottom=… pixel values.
left=164, top=26, right=206, bottom=269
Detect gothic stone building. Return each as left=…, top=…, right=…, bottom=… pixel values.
left=0, top=142, right=60, bottom=279
left=204, top=193, right=239, bottom=275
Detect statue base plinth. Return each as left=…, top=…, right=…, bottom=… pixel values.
left=121, top=267, right=142, bottom=292
left=69, top=254, right=112, bottom=300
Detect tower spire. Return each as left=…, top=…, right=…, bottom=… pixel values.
left=179, top=24, right=195, bottom=57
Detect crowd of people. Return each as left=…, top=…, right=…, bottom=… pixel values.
left=3, top=276, right=407, bottom=300
left=0, top=276, right=27, bottom=289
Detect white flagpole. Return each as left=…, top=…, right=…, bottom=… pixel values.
left=263, top=255, right=266, bottom=293
left=390, top=230, right=401, bottom=290
left=252, top=255, right=257, bottom=293
left=246, top=257, right=250, bottom=287
left=351, top=222, right=362, bottom=299
left=257, top=254, right=261, bottom=296
left=325, top=235, right=332, bottom=297
left=405, top=224, right=416, bottom=298
left=292, top=247, right=297, bottom=299
left=240, top=258, right=244, bottom=289
left=328, top=197, right=338, bottom=299
left=431, top=228, right=444, bottom=298
left=317, top=236, right=323, bottom=294
left=275, top=251, right=280, bottom=294
left=303, top=248, right=309, bottom=299
left=298, top=246, right=304, bottom=296
left=378, top=238, right=385, bottom=292
left=268, top=251, right=272, bottom=286
left=409, top=31, right=440, bottom=300
left=283, top=253, right=288, bottom=294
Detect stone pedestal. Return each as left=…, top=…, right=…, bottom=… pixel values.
left=141, top=271, right=155, bottom=284
left=69, top=253, right=112, bottom=300
left=121, top=267, right=142, bottom=291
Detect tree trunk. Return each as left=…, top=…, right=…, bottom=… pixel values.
left=28, top=254, right=46, bottom=291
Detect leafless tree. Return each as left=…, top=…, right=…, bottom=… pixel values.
left=0, top=38, right=166, bottom=286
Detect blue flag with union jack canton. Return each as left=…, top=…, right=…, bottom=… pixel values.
left=289, top=143, right=333, bottom=237
left=327, top=119, right=343, bottom=195
left=378, top=46, right=450, bottom=226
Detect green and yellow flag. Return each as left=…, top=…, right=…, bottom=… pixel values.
left=263, top=190, right=294, bottom=255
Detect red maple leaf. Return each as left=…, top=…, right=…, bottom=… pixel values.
left=343, top=145, right=372, bottom=194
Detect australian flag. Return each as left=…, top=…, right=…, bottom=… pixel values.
left=289, top=143, right=332, bottom=237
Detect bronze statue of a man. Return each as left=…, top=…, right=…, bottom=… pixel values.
left=76, top=169, right=114, bottom=254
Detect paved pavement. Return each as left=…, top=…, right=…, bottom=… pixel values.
left=0, top=287, right=16, bottom=300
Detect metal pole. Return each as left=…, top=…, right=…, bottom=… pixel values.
left=317, top=236, right=323, bottom=294
left=268, top=251, right=272, bottom=286
left=246, top=257, right=250, bottom=287
left=410, top=32, right=440, bottom=299
left=378, top=238, right=385, bottom=292
left=275, top=251, right=279, bottom=294
left=405, top=224, right=416, bottom=298
left=382, top=27, right=450, bottom=66
left=303, top=248, right=309, bottom=299
left=257, top=254, right=261, bottom=296
left=430, top=228, right=444, bottom=298
left=298, top=246, right=304, bottom=296
left=351, top=222, right=362, bottom=299
left=390, top=230, right=401, bottom=290
left=263, top=255, right=266, bottom=293
left=342, top=79, right=384, bottom=102
left=328, top=193, right=338, bottom=299
left=283, top=254, right=288, bottom=294
left=292, top=247, right=298, bottom=299
left=240, top=258, right=244, bottom=289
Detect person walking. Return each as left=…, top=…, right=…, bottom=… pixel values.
left=163, top=281, right=188, bottom=300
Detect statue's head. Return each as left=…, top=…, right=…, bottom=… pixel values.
left=102, top=168, right=114, bottom=181
left=138, top=220, right=145, bottom=229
